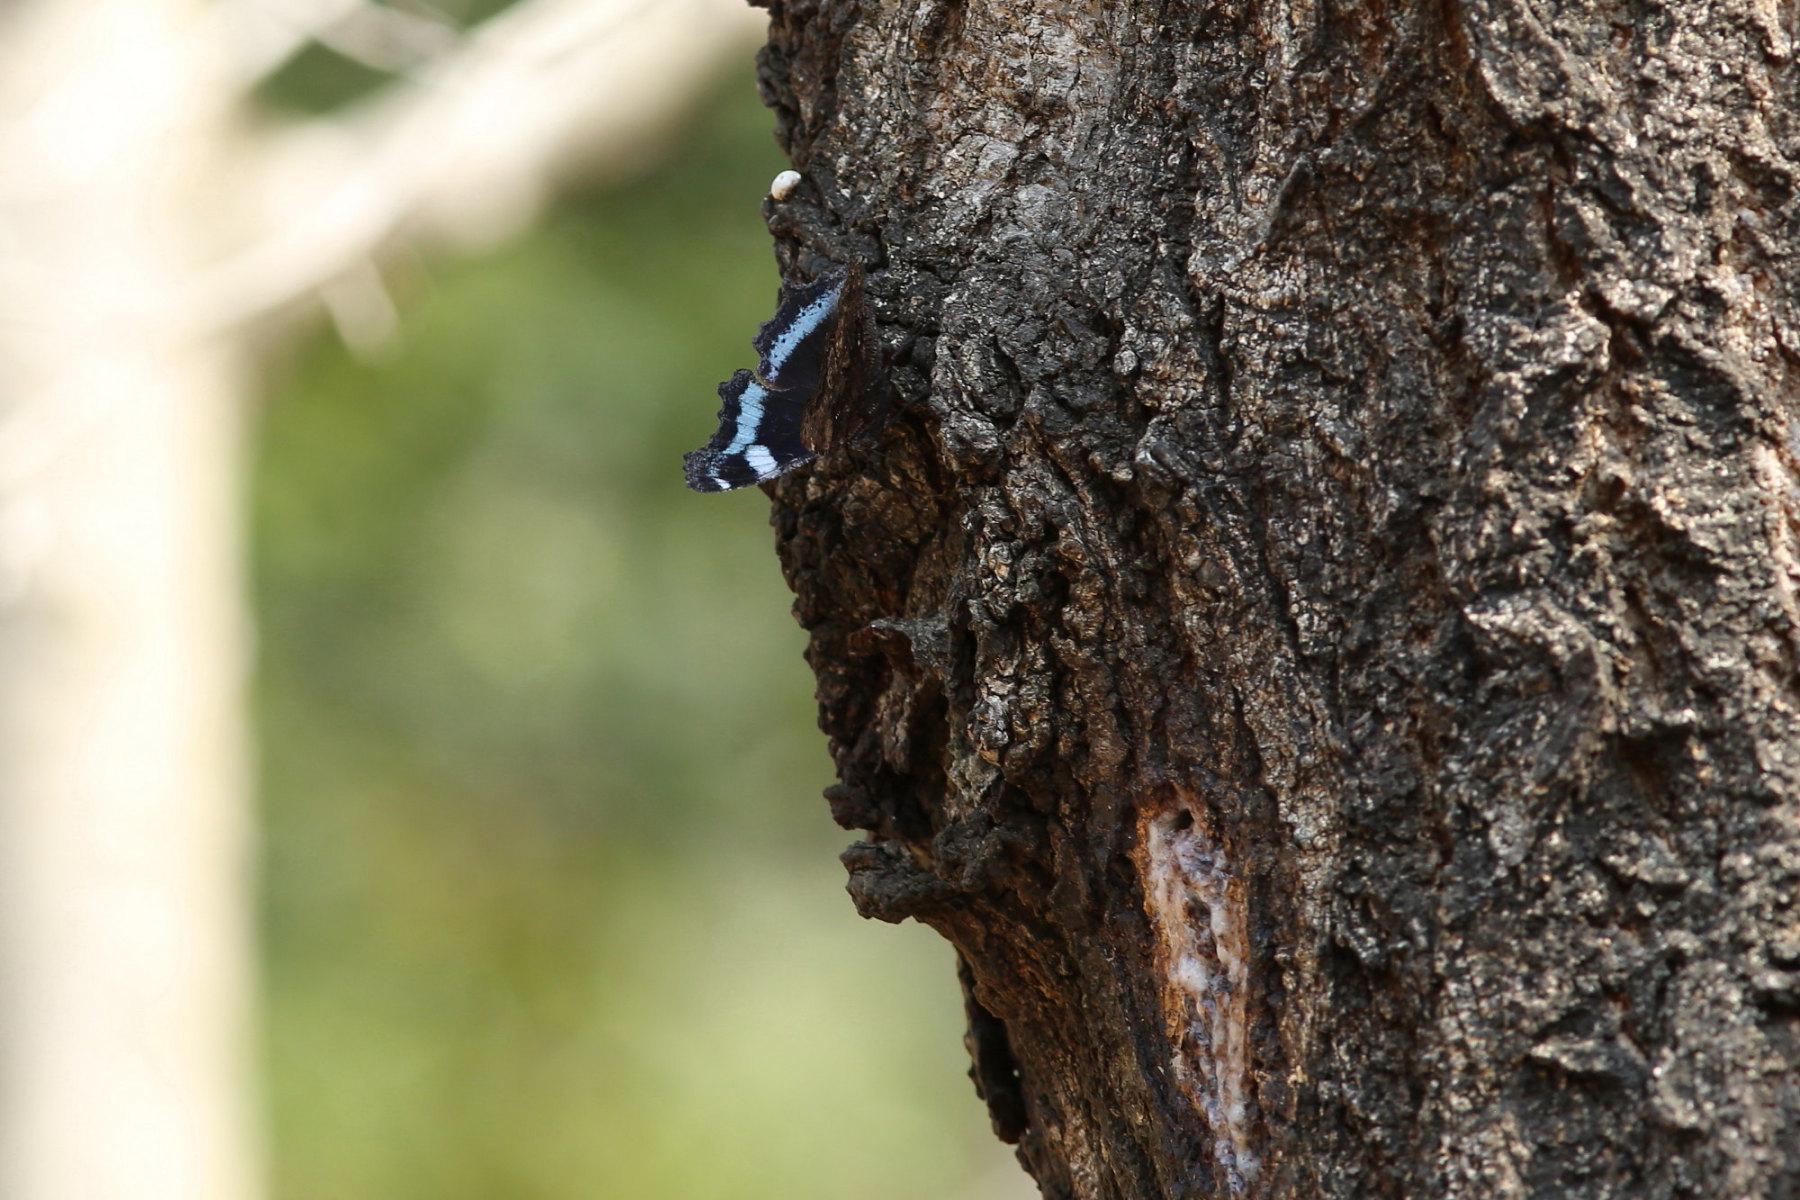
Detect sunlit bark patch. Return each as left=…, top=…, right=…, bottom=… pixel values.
left=1141, top=799, right=1260, bottom=1193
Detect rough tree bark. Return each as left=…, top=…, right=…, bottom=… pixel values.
left=752, top=0, right=1800, bottom=1197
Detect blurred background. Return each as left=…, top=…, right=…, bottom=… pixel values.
left=0, top=0, right=1028, bottom=1196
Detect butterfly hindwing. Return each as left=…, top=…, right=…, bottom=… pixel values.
left=681, top=370, right=807, bottom=492
left=682, top=264, right=884, bottom=493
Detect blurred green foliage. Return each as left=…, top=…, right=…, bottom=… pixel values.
left=253, top=67, right=1021, bottom=1200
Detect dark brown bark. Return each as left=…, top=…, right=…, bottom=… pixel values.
left=751, top=0, right=1800, bottom=1196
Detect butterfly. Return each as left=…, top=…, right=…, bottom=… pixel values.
left=683, top=262, right=887, bottom=492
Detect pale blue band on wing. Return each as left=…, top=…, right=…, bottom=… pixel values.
left=722, top=382, right=768, bottom=456
left=764, top=286, right=842, bottom=376
left=744, top=445, right=779, bottom=476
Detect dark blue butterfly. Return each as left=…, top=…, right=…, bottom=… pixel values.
left=684, top=263, right=885, bottom=492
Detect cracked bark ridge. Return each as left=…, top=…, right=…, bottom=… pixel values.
left=751, top=0, right=1800, bottom=1196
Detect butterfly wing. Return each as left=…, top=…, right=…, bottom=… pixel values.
left=681, top=370, right=812, bottom=492
left=682, top=263, right=885, bottom=493
left=753, top=267, right=846, bottom=397
left=683, top=269, right=846, bottom=492
left=800, top=263, right=889, bottom=458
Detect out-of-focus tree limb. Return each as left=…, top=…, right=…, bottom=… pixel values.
left=185, top=0, right=764, bottom=336
left=217, top=0, right=456, bottom=88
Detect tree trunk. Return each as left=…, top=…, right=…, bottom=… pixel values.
left=0, top=6, right=257, bottom=1195
left=753, top=1, right=1800, bottom=1197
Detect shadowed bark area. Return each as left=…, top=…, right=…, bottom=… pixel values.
left=749, top=0, right=1800, bottom=1195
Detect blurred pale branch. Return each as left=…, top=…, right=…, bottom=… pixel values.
left=0, top=0, right=762, bottom=1196
left=188, top=0, right=765, bottom=334
left=217, top=0, right=458, bottom=85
